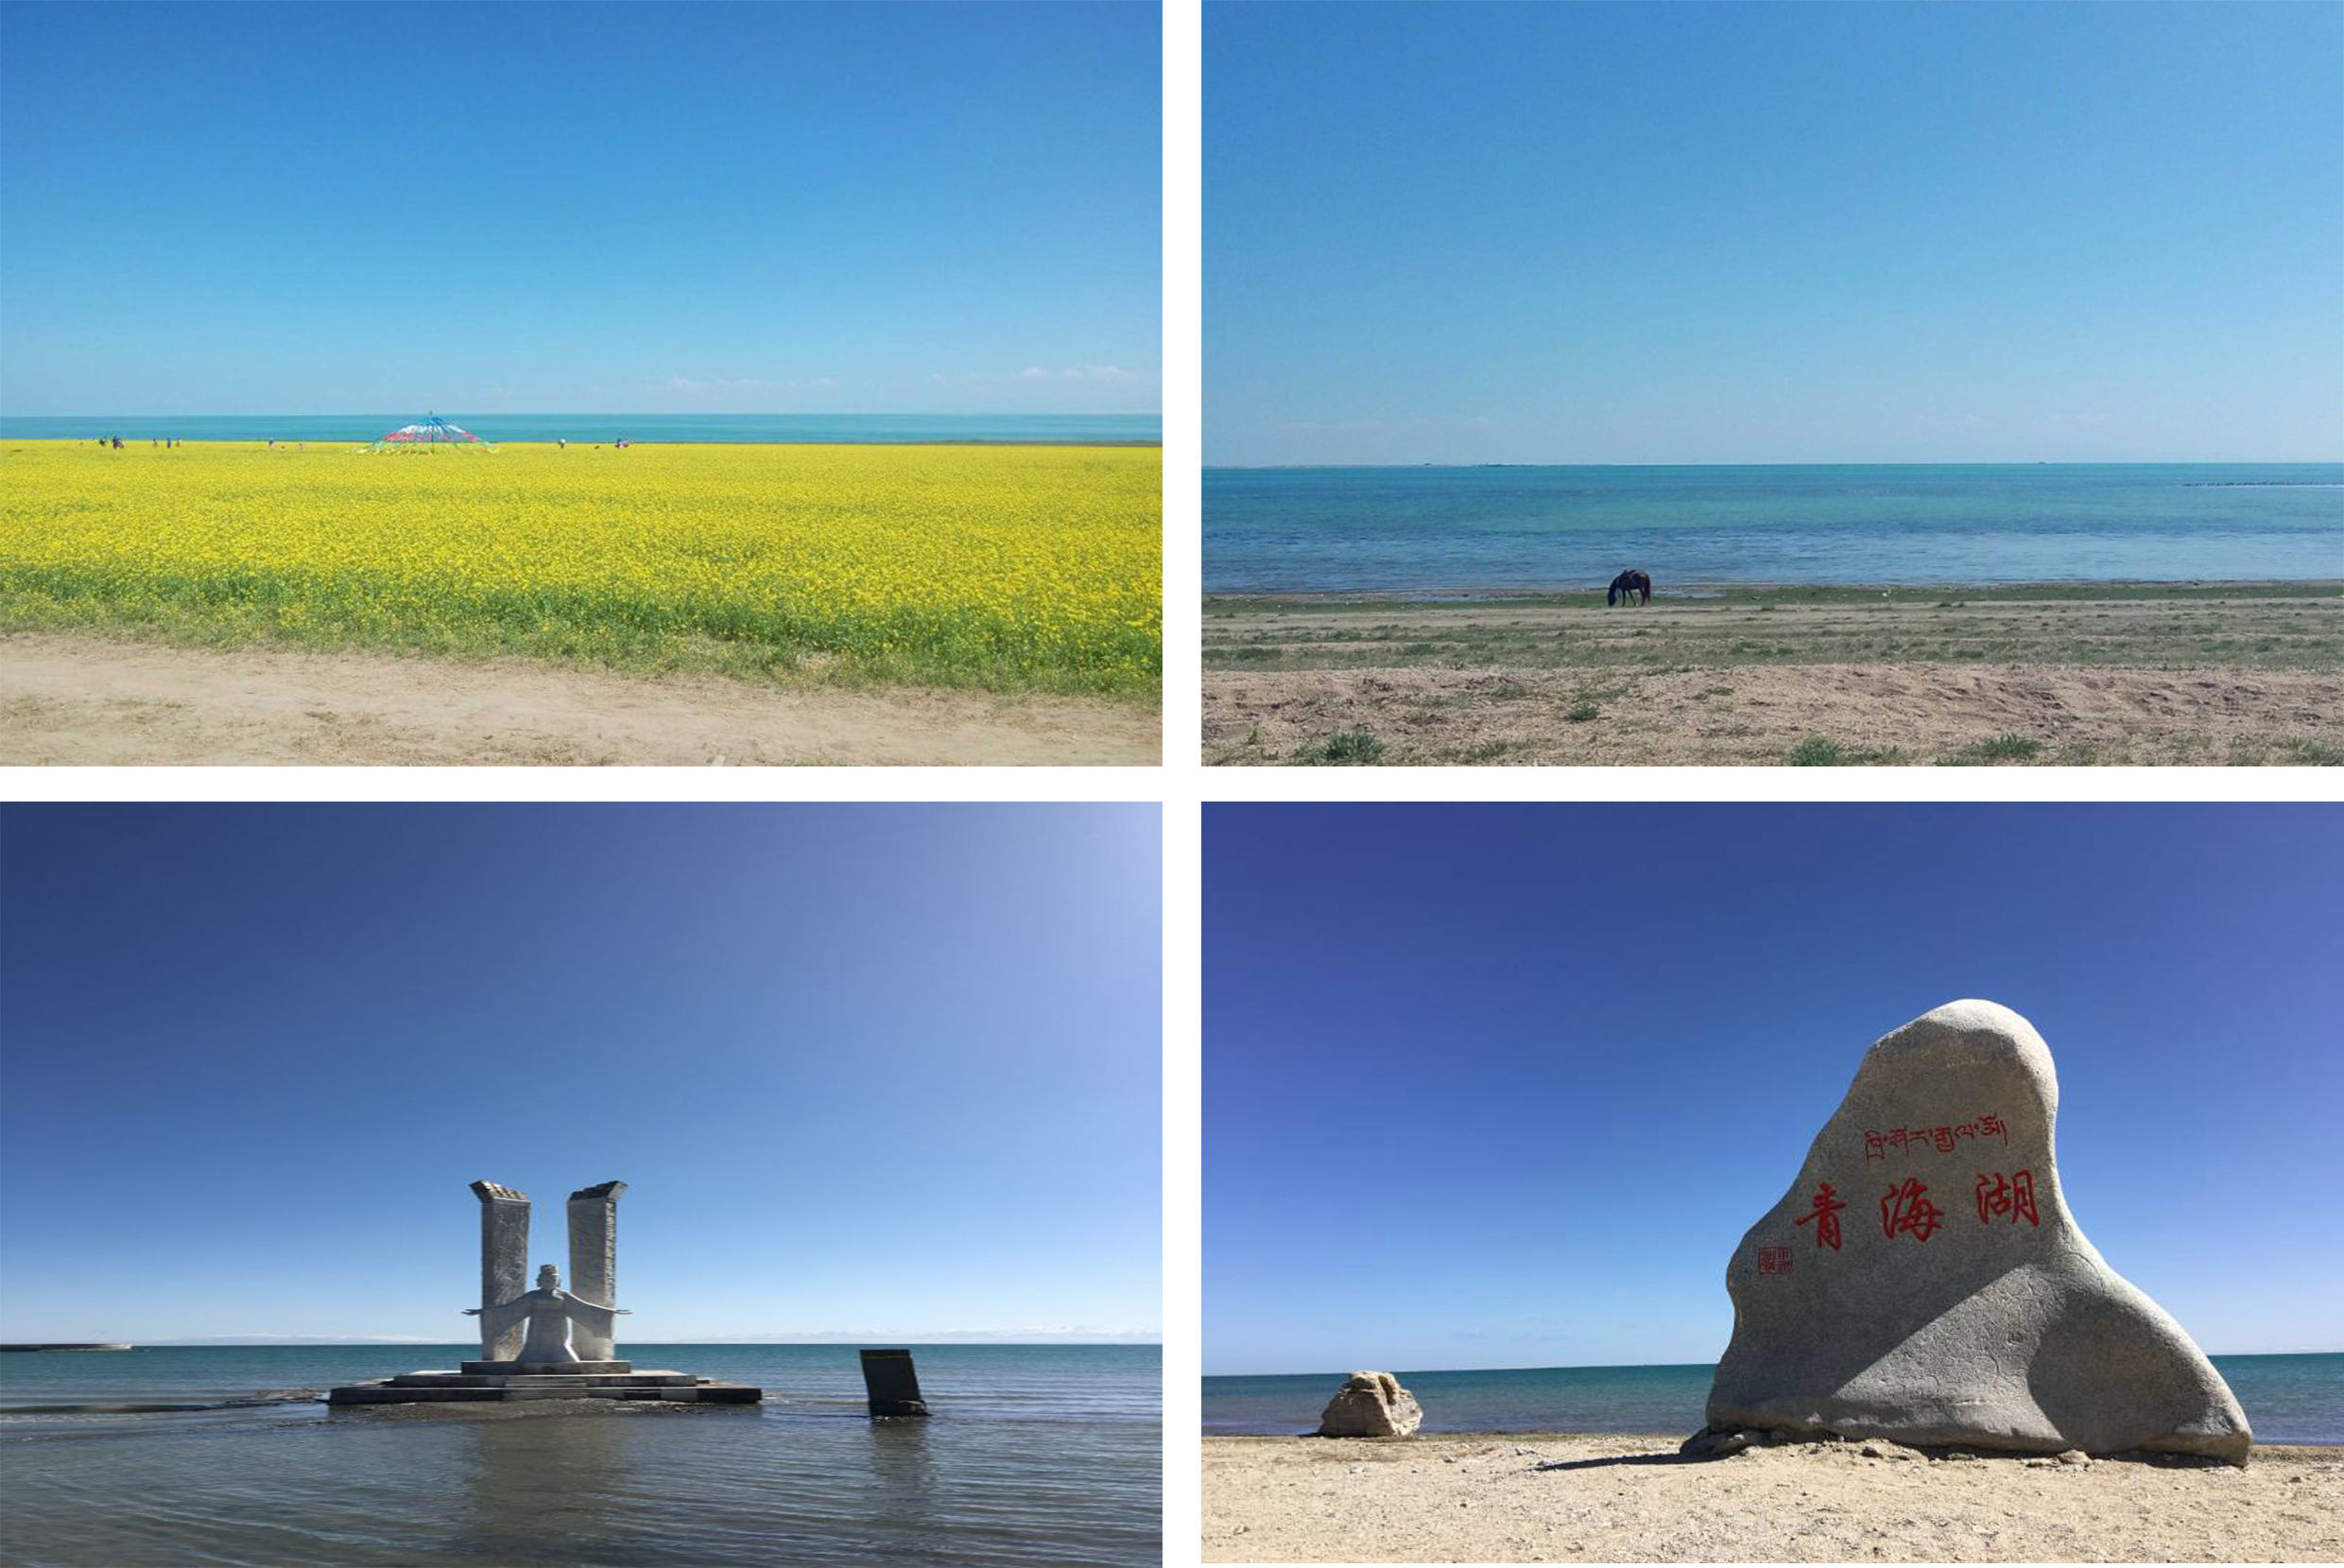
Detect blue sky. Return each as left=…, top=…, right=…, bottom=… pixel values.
left=1207, top=1, right=2344, bottom=465
left=0, top=804, right=1160, bottom=1343
left=1205, top=803, right=2344, bottom=1375
left=0, top=1, right=1159, bottom=417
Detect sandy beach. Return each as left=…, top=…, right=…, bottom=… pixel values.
left=1202, top=583, right=2344, bottom=766
left=0, top=631, right=1160, bottom=766
left=1202, top=1433, right=2344, bottom=1563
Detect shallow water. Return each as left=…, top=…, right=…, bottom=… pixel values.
left=1203, top=1353, right=2344, bottom=1445
left=1203, top=463, right=2344, bottom=592
left=0, top=1344, right=1160, bottom=1567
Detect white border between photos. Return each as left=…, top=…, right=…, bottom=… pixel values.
left=1164, top=3, right=1205, bottom=1562
left=3, top=1, right=2338, bottom=1565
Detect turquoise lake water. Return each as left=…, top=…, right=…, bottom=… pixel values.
left=0, top=1343, right=1159, bottom=1567
left=1203, top=463, right=2344, bottom=592
left=1203, top=1353, right=2344, bottom=1444
left=0, top=413, right=1161, bottom=444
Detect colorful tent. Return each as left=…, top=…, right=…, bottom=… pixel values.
left=363, top=414, right=496, bottom=453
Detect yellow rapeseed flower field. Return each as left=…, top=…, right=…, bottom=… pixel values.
left=0, top=440, right=1161, bottom=698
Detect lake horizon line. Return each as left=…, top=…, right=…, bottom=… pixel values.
left=2, top=410, right=1163, bottom=446
left=39, top=1336, right=1165, bottom=1349
left=1206, top=458, right=2344, bottom=471
left=1206, top=1348, right=2344, bottom=1380
left=4, top=408, right=1163, bottom=419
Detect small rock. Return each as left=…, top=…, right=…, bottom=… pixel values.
left=2057, top=1449, right=2091, bottom=1467
left=1680, top=1426, right=1753, bottom=1458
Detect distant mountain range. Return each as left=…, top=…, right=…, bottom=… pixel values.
left=141, top=1330, right=1161, bottom=1346
left=147, top=1335, right=445, bottom=1347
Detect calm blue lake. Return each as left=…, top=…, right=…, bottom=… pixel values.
left=0, top=412, right=1161, bottom=445
left=0, top=1343, right=1160, bottom=1567
left=1204, top=1353, right=2344, bottom=1445
left=1203, top=463, right=2344, bottom=592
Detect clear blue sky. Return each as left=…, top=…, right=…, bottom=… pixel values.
left=0, top=804, right=1161, bottom=1343
left=1205, top=803, right=2344, bottom=1375
left=1206, top=1, right=2344, bottom=465
left=0, top=1, right=1160, bottom=416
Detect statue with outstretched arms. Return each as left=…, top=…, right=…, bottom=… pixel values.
left=465, top=1264, right=630, bottom=1363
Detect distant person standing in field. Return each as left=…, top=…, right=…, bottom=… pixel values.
left=558, top=437, right=566, bottom=449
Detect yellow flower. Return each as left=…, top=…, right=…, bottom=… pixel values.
left=0, top=440, right=1162, bottom=696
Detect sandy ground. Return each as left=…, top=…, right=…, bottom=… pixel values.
left=1202, top=1433, right=2344, bottom=1563
left=0, top=632, right=1160, bottom=766
left=1202, top=590, right=2344, bottom=766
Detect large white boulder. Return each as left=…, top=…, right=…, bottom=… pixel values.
left=1316, top=1370, right=1422, bottom=1438
left=1703, top=1000, right=2250, bottom=1461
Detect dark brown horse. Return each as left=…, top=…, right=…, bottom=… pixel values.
left=1607, top=569, right=1652, bottom=606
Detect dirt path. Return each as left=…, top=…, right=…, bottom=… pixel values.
left=1, top=633, right=1159, bottom=766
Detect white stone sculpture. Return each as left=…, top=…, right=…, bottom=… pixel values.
left=325, top=1179, right=763, bottom=1405
left=465, top=1179, right=629, bottom=1364
left=464, top=1264, right=629, bottom=1365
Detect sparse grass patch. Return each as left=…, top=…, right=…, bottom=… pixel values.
left=1941, top=733, right=2044, bottom=766
left=1301, top=728, right=1387, bottom=766
left=1787, top=736, right=1906, bottom=767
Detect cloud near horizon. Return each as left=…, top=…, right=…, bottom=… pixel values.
left=1021, top=365, right=1140, bottom=384
left=664, top=375, right=792, bottom=394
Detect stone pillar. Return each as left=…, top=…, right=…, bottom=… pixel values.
left=860, top=1349, right=930, bottom=1417
left=566, top=1180, right=627, bottom=1361
left=470, top=1181, right=529, bottom=1361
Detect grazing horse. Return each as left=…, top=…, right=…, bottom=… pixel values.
left=1607, top=569, right=1653, bottom=607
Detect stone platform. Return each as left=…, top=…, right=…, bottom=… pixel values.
left=327, top=1367, right=762, bottom=1405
